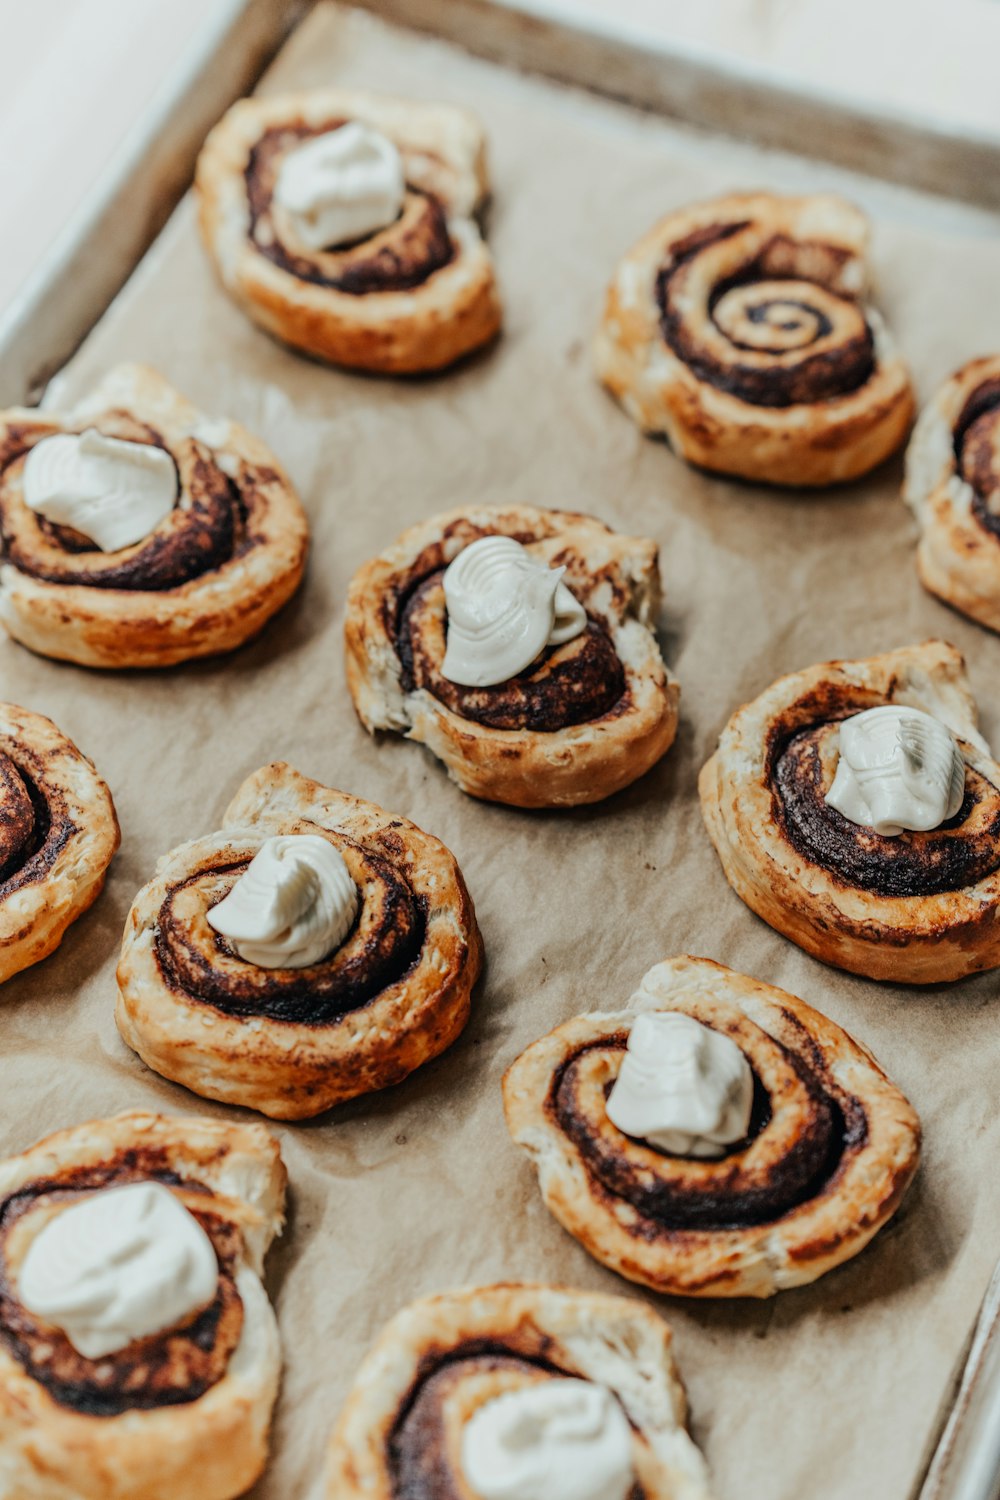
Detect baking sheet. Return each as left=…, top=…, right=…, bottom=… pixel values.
left=6, top=5, right=1000, bottom=1497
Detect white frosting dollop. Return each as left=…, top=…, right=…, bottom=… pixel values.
left=461, top=1379, right=633, bottom=1500
left=606, top=1011, right=753, bottom=1158
left=442, top=535, right=587, bottom=687
left=207, top=833, right=359, bottom=969
left=17, top=1181, right=218, bottom=1359
left=825, top=705, right=966, bottom=836
left=22, top=428, right=177, bottom=552
left=273, top=121, right=405, bottom=251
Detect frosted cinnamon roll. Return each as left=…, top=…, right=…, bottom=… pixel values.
left=116, top=762, right=482, bottom=1119
left=503, top=956, right=920, bottom=1298
left=905, top=356, right=1000, bottom=633
left=0, top=364, right=308, bottom=668
left=0, top=1110, right=285, bottom=1500
left=323, top=1284, right=712, bottom=1500
left=0, top=702, right=118, bottom=984
left=196, top=90, right=501, bottom=373
left=594, top=192, right=914, bottom=486
left=345, top=505, right=679, bottom=807
left=699, top=640, right=1000, bottom=982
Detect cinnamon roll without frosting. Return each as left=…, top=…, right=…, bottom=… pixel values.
left=503, top=957, right=920, bottom=1298
left=594, top=191, right=914, bottom=486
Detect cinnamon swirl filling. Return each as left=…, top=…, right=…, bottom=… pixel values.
left=0, top=747, right=70, bottom=893
left=155, top=834, right=425, bottom=1024
left=954, top=376, right=1000, bottom=538
left=771, top=716, right=1000, bottom=897
left=0, top=414, right=265, bottom=592
left=245, top=122, right=454, bottom=293
left=551, top=1023, right=864, bottom=1234
left=397, top=569, right=627, bottom=732
left=656, top=222, right=876, bottom=408
left=0, top=1154, right=242, bottom=1416
left=388, top=1342, right=644, bottom=1500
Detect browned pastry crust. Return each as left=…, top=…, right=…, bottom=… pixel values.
left=0, top=1109, right=285, bottom=1500
left=0, top=702, right=119, bottom=985
left=116, top=762, right=483, bottom=1120
left=699, top=640, right=1000, bottom=982
left=345, top=504, right=679, bottom=807
left=503, top=956, right=920, bottom=1298
left=195, top=90, right=501, bottom=374
left=594, top=191, right=914, bottom=486
left=0, top=364, right=308, bottom=669
left=904, top=355, right=1000, bottom=633
left=323, top=1283, right=713, bottom=1499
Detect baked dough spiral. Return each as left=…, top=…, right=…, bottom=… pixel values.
left=345, top=504, right=679, bottom=807
left=323, top=1283, right=712, bottom=1500
left=594, top=192, right=914, bottom=486
left=699, top=640, right=1000, bottom=982
left=0, top=702, right=118, bottom=984
left=196, top=89, right=501, bottom=373
left=0, top=1110, right=285, bottom=1500
left=116, top=762, right=482, bottom=1119
left=0, top=364, right=308, bottom=669
left=503, top=956, right=920, bottom=1298
left=904, top=355, right=1000, bottom=633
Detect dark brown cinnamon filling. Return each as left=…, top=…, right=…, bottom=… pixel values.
left=245, top=121, right=454, bottom=293
left=0, top=749, right=69, bottom=894
left=656, top=222, right=875, bottom=408
left=0, top=1151, right=242, bottom=1416
left=397, top=570, right=627, bottom=733
left=772, top=720, right=1000, bottom=897
left=388, top=1343, right=645, bottom=1500
left=552, top=1035, right=856, bottom=1233
left=0, top=416, right=250, bottom=592
left=155, top=842, right=426, bottom=1024
left=954, top=376, right=1000, bottom=539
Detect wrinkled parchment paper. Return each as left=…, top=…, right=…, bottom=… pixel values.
left=6, top=6, right=1000, bottom=1496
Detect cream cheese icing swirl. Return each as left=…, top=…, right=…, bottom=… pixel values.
left=441, top=535, right=587, bottom=687
left=825, top=705, right=966, bottom=836
left=461, top=1379, right=634, bottom=1500
left=22, top=428, right=178, bottom=552
left=273, top=121, right=405, bottom=252
left=606, top=1011, right=754, bottom=1158
left=207, top=833, right=360, bottom=969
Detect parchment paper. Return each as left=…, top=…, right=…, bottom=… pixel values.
left=5, top=7, right=1000, bottom=1497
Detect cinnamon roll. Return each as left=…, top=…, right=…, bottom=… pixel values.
left=699, top=639, right=1000, bottom=982
left=905, top=355, right=1000, bottom=633
left=344, top=505, right=679, bottom=807
left=503, top=956, right=920, bottom=1299
left=594, top=191, right=914, bottom=486
left=116, top=762, right=482, bottom=1119
left=0, top=364, right=308, bottom=669
left=0, top=1109, right=285, bottom=1500
left=195, top=89, right=501, bottom=373
left=0, top=702, right=118, bottom=984
left=323, top=1283, right=712, bottom=1500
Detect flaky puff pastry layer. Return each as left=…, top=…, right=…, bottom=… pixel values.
left=0, top=1110, right=285, bottom=1500
left=196, top=89, right=501, bottom=373
left=594, top=191, right=913, bottom=486
left=0, top=702, right=119, bottom=985
left=324, top=1283, right=713, bottom=1500
left=699, top=640, right=1000, bottom=982
left=116, top=763, right=482, bottom=1120
left=905, top=355, right=1000, bottom=633
left=0, top=364, right=308, bottom=669
left=345, top=504, right=679, bottom=807
left=503, top=956, right=920, bottom=1298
